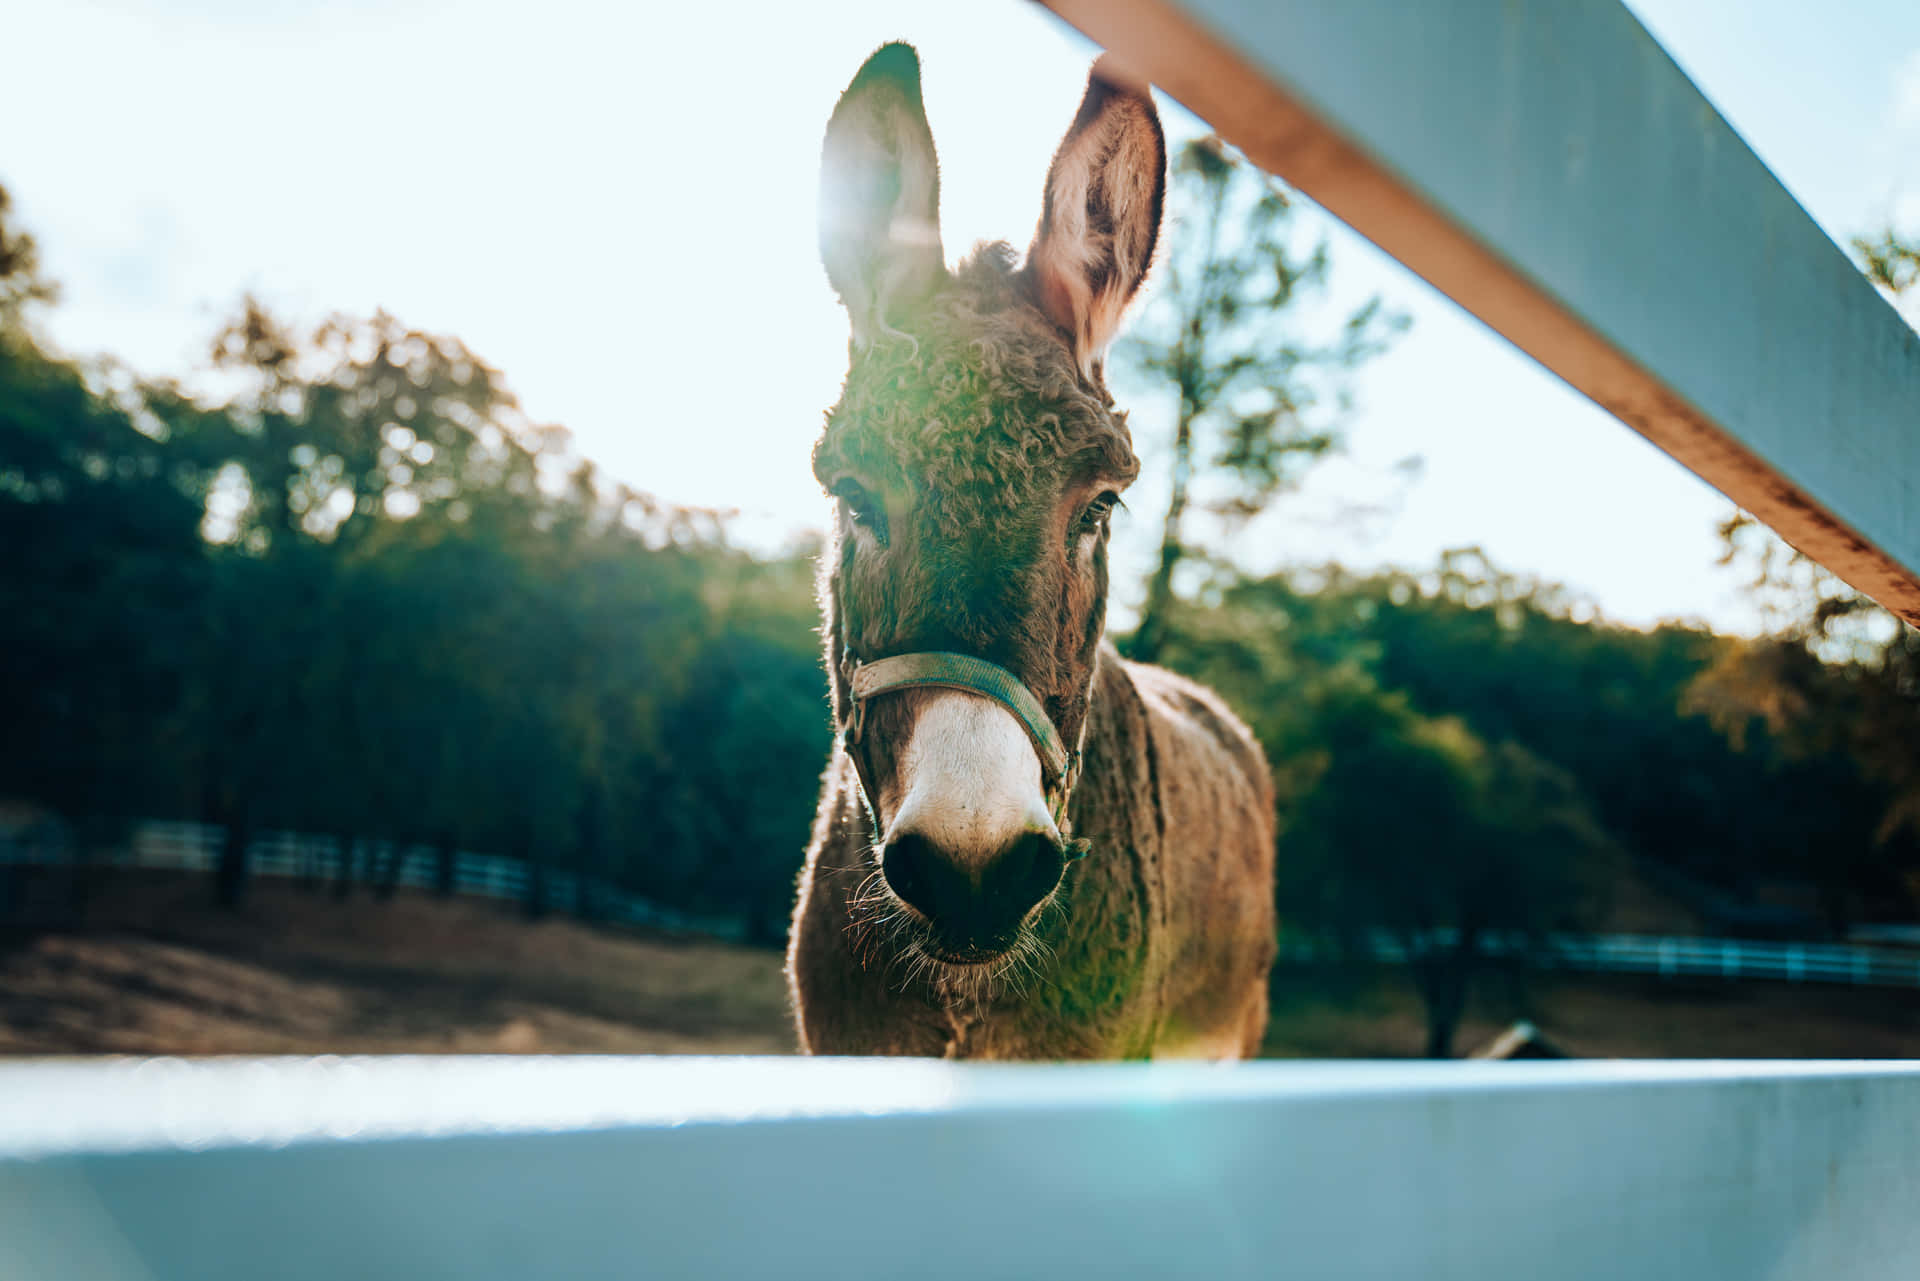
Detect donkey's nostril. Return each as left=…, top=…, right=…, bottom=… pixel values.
left=880, top=832, right=948, bottom=921
left=881, top=829, right=1065, bottom=951
left=982, top=831, right=1066, bottom=921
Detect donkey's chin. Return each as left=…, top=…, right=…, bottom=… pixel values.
left=909, top=931, right=1052, bottom=1007
left=847, top=877, right=1059, bottom=1005
left=924, top=940, right=1016, bottom=967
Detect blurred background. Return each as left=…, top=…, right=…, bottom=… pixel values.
left=3, top=0, right=1918, bottom=1060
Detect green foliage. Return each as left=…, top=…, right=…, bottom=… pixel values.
left=1148, top=547, right=1918, bottom=1053
left=1117, top=137, right=1407, bottom=662
left=0, top=185, right=827, bottom=920
left=1151, top=560, right=1614, bottom=1055
left=1684, top=232, right=1920, bottom=906
left=1688, top=512, right=1920, bottom=884
left=0, top=189, right=207, bottom=824
left=0, top=186, right=57, bottom=326
left=1852, top=228, right=1920, bottom=294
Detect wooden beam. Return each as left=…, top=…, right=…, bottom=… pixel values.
left=1044, top=0, right=1920, bottom=626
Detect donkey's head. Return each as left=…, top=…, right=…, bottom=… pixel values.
left=815, top=44, right=1164, bottom=982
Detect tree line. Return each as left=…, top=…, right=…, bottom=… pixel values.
left=0, top=185, right=821, bottom=941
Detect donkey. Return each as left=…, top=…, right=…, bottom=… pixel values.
left=788, top=43, right=1276, bottom=1060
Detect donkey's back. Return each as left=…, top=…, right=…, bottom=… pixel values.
left=1118, top=656, right=1277, bottom=1058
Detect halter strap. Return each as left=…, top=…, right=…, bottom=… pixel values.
left=849, top=653, right=1071, bottom=779
left=839, top=651, right=1092, bottom=859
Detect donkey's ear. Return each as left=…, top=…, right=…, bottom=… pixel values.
left=819, top=43, right=946, bottom=345
left=1029, top=59, right=1167, bottom=380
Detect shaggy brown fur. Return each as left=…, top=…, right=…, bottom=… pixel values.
left=812, top=247, right=1133, bottom=742
left=788, top=44, right=1276, bottom=1059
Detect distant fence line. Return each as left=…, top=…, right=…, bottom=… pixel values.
left=1277, top=929, right=1920, bottom=991
left=7, top=819, right=1920, bottom=989
left=0, top=818, right=748, bottom=943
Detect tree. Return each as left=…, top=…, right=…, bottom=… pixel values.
left=1252, top=668, right=1609, bottom=1057
left=663, top=547, right=829, bottom=941
left=0, top=185, right=213, bottom=860
left=0, top=185, right=57, bottom=327
left=1148, top=558, right=1617, bottom=1056
left=1853, top=229, right=1920, bottom=295
left=1117, top=138, right=1406, bottom=662
left=1143, top=543, right=1919, bottom=1047
left=1686, top=511, right=1920, bottom=923
left=1684, top=228, right=1920, bottom=925
left=160, top=301, right=560, bottom=905
left=0, top=183, right=844, bottom=935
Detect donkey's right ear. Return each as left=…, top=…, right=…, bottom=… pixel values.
left=1029, top=59, right=1166, bottom=381
left=819, top=43, right=946, bottom=345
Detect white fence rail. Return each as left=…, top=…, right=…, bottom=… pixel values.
left=1280, top=929, right=1920, bottom=990
left=4, top=1057, right=1920, bottom=1280
left=10, top=816, right=1920, bottom=990
left=13, top=817, right=1920, bottom=988
left=0, top=818, right=746, bottom=941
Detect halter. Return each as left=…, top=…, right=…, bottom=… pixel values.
left=838, top=651, right=1092, bottom=860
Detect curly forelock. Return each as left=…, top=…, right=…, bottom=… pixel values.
left=813, top=244, right=1140, bottom=528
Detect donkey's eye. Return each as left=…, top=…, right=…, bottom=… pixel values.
left=1074, top=491, right=1123, bottom=539
left=833, top=480, right=889, bottom=546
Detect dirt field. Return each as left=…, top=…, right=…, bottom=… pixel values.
left=4, top=869, right=1919, bottom=1058
left=0, top=870, right=796, bottom=1055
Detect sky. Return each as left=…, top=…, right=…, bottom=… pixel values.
left=5, top=0, right=1918, bottom=632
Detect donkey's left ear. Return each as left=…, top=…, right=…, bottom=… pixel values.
left=820, top=43, right=946, bottom=346
left=1028, top=58, right=1167, bottom=380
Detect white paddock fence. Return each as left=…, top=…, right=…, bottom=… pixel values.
left=11, top=818, right=1920, bottom=990
left=1280, top=929, right=1920, bottom=990
left=0, top=818, right=747, bottom=941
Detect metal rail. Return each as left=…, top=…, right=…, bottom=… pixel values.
left=4, top=1057, right=1920, bottom=1280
